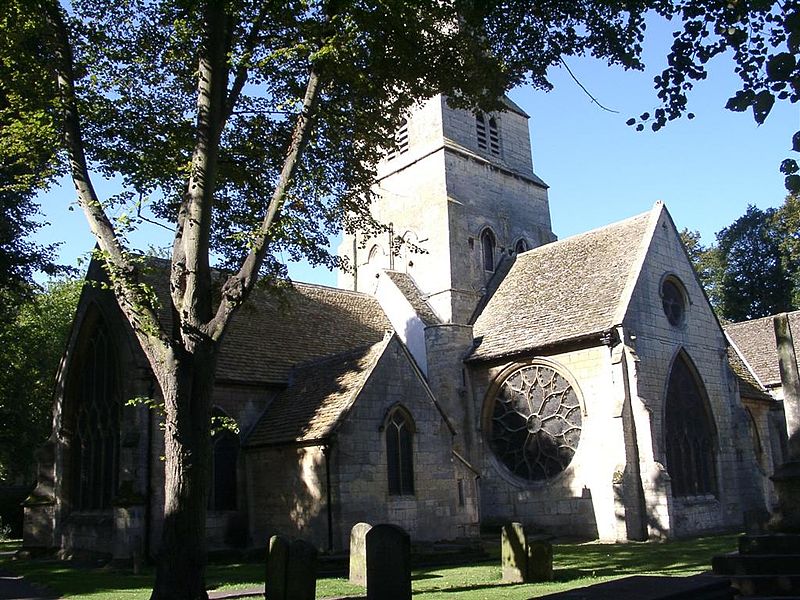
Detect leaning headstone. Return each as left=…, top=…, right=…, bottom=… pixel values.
left=366, top=523, right=411, bottom=600
left=526, top=536, right=554, bottom=582
left=501, top=522, right=527, bottom=583
left=265, top=535, right=290, bottom=600
left=349, top=522, right=372, bottom=586
left=286, top=538, right=318, bottom=600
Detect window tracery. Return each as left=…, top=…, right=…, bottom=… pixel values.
left=72, top=320, right=119, bottom=510
left=665, top=352, right=718, bottom=497
left=488, top=363, right=582, bottom=482
left=386, top=407, right=414, bottom=495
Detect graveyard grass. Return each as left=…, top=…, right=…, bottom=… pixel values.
left=0, top=534, right=737, bottom=599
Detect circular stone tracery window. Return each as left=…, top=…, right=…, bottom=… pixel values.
left=488, top=363, right=582, bottom=482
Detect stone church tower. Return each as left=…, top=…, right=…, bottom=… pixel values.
left=338, top=95, right=555, bottom=324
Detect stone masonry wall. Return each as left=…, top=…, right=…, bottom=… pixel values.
left=333, top=337, right=476, bottom=548
left=622, top=208, right=754, bottom=537
left=471, top=345, right=628, bottom=540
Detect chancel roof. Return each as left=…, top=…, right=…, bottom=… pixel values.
left=245, top=336, right=391, bottom=447
left=125, top=258, right=391, bottom=386
left=724, top=311, right=800, bottom=389
left=470, top=207, right=658, bottom=361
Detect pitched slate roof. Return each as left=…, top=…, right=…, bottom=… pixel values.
left=470, top=207, right=657, bottom=361
left=124, top=258, right=391, bottom=386
left=245, top=336, right=391, bottom=447
left=384, top=271, right=441, bottom=326
left=724, top=311, right=800, bottom=389
left=726, top=347, right=774, bottom=402
left=219, top=282, right=391, bottom=384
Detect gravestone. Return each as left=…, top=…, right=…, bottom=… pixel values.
left=501, top=522, right=527, bottom=583
left=526, top=536, right=554, bottom=582
left=286, top=539, right=318, bottom=600
left=502, top=523, right=554, bottom=583
left=266, top=535, right=289, bottom=600
left=265, top=535, right=318, bottom=600
left=366, top=523, right=411, bottom=600
left=349, top=522, right=372, bottom=586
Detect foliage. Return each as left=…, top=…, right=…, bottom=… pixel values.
left=774, top=194, right=800, bottom=306
left=0, top=1, right=67, bottom=315
left=0, top=534, right=738, bottom=600
left=682, top=199, right=799, bottom=322
left=0, top=279, right=82, bottom=483
left=627, top=0, right=800, bottom=192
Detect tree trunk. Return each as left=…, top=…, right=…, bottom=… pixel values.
left=149, top=342, right=217, bottom=600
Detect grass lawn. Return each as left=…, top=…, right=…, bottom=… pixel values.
left=0, top=534, right=737, bottom=599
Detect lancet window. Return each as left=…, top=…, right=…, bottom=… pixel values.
left=386, top=407, right=415, bottom=496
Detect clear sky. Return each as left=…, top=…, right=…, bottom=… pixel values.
left=33, top=17, right=799, bottom=286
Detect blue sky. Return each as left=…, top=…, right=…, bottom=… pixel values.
left=34, top=18, right=798, bottom=287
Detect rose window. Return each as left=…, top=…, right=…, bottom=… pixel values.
left=489, top=363, right=582, bottom=481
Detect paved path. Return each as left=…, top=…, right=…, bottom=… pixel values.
left=0, top=569, right=58, bottom=600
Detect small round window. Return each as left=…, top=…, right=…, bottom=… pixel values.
left=488, top=363, right=582, bottom=482
left=661, top=278, right=686, bottom=326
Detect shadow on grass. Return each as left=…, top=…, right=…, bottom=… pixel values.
left=0, top=534, right=740, bottom=599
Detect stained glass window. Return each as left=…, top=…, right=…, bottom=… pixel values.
left=665, top=352, right=718, bottom=497
left=386, top=408, right=414, bottom=495
left=73, top=320, right=119, bottom=510
left=488, top=363, right=582, bottom=481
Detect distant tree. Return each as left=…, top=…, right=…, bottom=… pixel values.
left=0, top=3, right=67, bottom=319
left=774, top=194, right=800, bottom=306
left=716, top=205, right=795, bottom=321
left=0, top=279, right=81, bottom=484
left=680, top=228, right=725, bottom=311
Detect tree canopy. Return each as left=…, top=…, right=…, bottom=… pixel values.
left=0, top=279, right=81, bottom=484
left=682, top=197, right=800, bottom=321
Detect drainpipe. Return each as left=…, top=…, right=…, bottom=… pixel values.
left=323, top=443, right=334, bottom=552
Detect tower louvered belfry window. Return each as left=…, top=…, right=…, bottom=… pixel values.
left=476, top=113, right=500, bottom=157
left=386, top=407, right=415, bottom=495
left=72, top=320, right=119, bottom=510
left=665, top=352, right=718, bottom=497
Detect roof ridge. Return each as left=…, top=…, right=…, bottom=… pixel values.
left=290, top=334, right=392, bottom=373
left=612, top=202, right=665, bottom=325
left=522, top=208, right=654, bottom=259
left=725, top=309, right=800, bottom=330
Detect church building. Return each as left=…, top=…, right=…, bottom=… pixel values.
left=23, top=96, right=782, bottom=560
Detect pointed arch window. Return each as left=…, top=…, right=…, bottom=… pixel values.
left=386, top=407, right=415, bottom=496
left=481, top=229, right=496, bottom=272
left=514, top=238, right=529, bottom=254
left=72, top=319, right=119, bottom=510
left=665, top=352, right=718, bottom=498
left=209, top=408, right=239, bottom=511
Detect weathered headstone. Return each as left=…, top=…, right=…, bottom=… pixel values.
left=526, top=536, right=554, bottom=582
left=265, top=535, right=317, bottom=600
left=366, top=523, right=411, bottom=600
left=501, top=522, right=527, bottom=583
left=349, top=522, right=372, bottom=586
left=266, top=535, right=289, bottom=600
left=286, top=539, right=318, bottom=600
